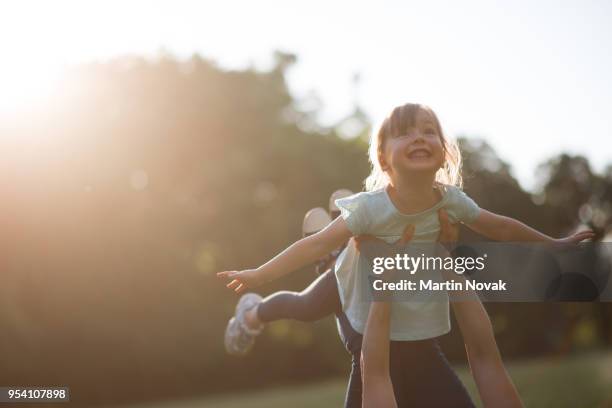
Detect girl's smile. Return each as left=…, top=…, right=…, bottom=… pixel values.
left=406, top=146, right=432, bottom=159
left=381, top=109, right=445, bottom=176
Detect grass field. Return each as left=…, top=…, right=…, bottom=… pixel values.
left=116, top=351, right=612, bottom=408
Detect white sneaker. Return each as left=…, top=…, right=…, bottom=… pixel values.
left=327, top=189, right=354, bottom=267
left=224, top=293, right=263, bottom=356
left=303, top=208, right=333, bottom=274
left=302, top=207, right=331, bottom=237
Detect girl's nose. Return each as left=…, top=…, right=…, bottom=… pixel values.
left=412, top=132, right=425, bottom=143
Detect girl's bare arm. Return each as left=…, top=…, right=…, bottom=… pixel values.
left=466, top=209, right=593, bottom=243
left=217, top=216, right=352, bottom=293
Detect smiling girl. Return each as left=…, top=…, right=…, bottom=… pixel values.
left=218, top=103, right=592, bottom=406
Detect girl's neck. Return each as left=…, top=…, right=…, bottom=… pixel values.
left=386, top=173, right=439, bottom=214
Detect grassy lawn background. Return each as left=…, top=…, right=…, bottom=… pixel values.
left=115, top=351, right=612, bottom=408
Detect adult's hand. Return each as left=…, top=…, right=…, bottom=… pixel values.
left=354, top=224, right=415, bottom=252
left=437, top=209, right=459, bottom=244
left=354, top=208, right=459, bottom=251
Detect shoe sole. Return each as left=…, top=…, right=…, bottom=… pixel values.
left=302, top=207, right=331, bottom=237
left=329, top=189, right=354, bottom=220
left=224, top=293, right=263, bottom=356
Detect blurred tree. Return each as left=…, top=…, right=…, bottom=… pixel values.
left=459, top=137, right=554, bottom=234
left=533, top=155, right=610, bottom=235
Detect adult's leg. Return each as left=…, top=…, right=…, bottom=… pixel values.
left=337, top=317, right=410, bottom=408
left=403, top=339, right=475, bottom=408
left=336, top=313, right=474, bottom=408
left=335, top=312, right=363, bottom=408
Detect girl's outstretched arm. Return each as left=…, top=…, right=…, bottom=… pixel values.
left=217, top=216, right=352, bottom=293
left=451, top=290, right=523, bottom=408
left=466, top=209, right=594, bottom=243
left=360, top=301, right=397, bottom=408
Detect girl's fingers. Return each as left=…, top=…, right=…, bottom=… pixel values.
left=560, top=230, right=595, bottom=244
left=226, top=279, right=240, bottom=290
left=575, top=231, right=595, bottom=241
left=235, top=283, right=245, bottom=294
left=217, top=271, right=236, bottom=279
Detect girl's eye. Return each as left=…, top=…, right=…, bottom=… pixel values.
left=425, top=128, right=437, bottom=136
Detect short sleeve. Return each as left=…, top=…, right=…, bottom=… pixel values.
left=335, top=192, right=370, bottom=235
left=446, top=187, right=480, bottom=224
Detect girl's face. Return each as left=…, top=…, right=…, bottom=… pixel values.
left=380, top=109, right=445, bottom=179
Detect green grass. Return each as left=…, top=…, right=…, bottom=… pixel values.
left=115, top=351, right=612, bottom=408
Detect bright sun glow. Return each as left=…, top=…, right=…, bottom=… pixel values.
left=0, top=0, right=610, bottom=187
left=0, top=62, right=63, bottom=114
left=0, top=3, right=68, bottom=115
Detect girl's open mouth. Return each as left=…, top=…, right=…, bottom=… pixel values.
left=407, top=148, right=431, bottom=159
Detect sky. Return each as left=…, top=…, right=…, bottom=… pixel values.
left=1, top=0, right=611, bottom=190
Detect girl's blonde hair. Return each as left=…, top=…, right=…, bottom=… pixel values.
left=364, top=103, right=463, bottom=191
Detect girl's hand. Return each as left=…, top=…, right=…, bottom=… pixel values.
left=555, top=229, right=595, bottom=245
left=216, top=269, right=264, bottom=294
left=354, top=208, right=458, bottom=253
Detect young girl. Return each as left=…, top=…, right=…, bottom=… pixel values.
left=218, top=103, right=593, bottom=406
left=225, top=202, right=521, bottom=406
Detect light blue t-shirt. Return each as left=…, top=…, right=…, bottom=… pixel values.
left=334, top=183, right=481, bottom=341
